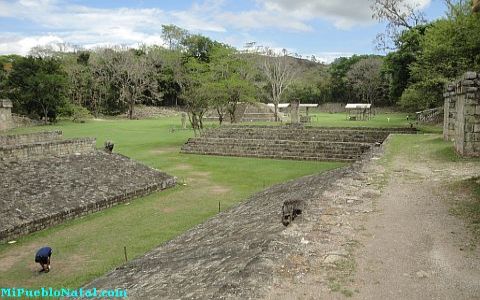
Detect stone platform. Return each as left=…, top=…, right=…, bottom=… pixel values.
left=182, top=125, right=416, bottom=161
left=0, top=131, right=176, bottom=242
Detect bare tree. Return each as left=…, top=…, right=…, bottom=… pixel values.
left=259, top=48, right=298, bottom=121
left=346, top=57, right=386, bottom=105
left=370, top=0, right=427, bottom=50
left=114, top=49, right=161, bottom=119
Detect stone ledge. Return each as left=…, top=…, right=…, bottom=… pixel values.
left=0, top=151, right=176, bottom=242
left=0, top=130, right=63, bottom=145
left=0, top=138, right=96, bottom=161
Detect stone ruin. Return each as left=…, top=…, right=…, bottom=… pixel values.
left=0, top=99, right=13, bottom=131
left=204, top=102, right=277, bottom=123
left=443, top=71, right=480, bottom=157
left=181, top=125, right=417, bottom=162
left=0, top=131, right=176, bottom=242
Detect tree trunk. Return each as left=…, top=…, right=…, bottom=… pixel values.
left=274, top=103, right=279, bottom=122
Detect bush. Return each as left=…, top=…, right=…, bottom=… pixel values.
left=398, top=78, right=446, bottom=112
left=59, top=103, right=92, bottom=122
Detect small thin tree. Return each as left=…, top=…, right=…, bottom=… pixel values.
left=259, top=48, right=298, bottom=122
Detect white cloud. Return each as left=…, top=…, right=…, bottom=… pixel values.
left=0, top=0, right=434, bottom=55
left=256, top=0, right=432, bottom=29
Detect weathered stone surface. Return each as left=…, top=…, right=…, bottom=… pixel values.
left=0, top=99, right=13, bottom=131
left=84, top=165, right=353, bottom=299
left=0, top=151, right=176, bottom=241
left=84, top=144, right=385, bottom=299
left=0, top=131, right=62, bottom=145
left=0, top=138, right=96, bottom=161
left=464, top=71, right=477, bottom=80
left=445, top=72, right=480, bottom=156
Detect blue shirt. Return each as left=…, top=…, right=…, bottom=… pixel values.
left=36, top=247, right=52, bottom=258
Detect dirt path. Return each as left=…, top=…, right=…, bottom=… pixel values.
left=263, top=135, right=480, bottom=300
left=353, top=170, right=480, bottom=299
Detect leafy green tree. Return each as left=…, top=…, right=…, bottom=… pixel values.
left=398, top=78, right=445, bottom=111
left=7, top=56, right=67, bottom=123
left=161, top=24, right=188, bottom=50
left=383, top=25, right=427, bottom=101
left=411, top=12, right=480, bottom=82
left=328, top=55, right=375, bottom=103
left=209, top=44, right=257, bottom=123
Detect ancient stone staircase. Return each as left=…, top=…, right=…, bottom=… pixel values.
left=181, top=125, right=416, bottom=162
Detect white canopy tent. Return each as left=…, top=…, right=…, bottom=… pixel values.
left=345, top=103, right=372, bottom=121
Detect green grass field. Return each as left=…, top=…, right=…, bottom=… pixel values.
left=200, top=112, right=442, bottom=133
left=0, top=116, right=347, bottom=288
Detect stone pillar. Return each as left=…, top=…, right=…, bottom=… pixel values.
left=290, top=100, right=300, bottom=124
left=443, top=84, right=456, bottom=141
left=453, top=72, right=480, bottom=156
left=0, top=99, right=13, bottom=131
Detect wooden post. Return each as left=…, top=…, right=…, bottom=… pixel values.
left=218, top=201, right=221, bottom=213
left=124, top=246, right=128, bottom=262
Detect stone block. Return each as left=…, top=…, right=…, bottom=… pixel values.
left=0, top=99, right=13, bottom=108
left=464, top=71, right=478, bottom=80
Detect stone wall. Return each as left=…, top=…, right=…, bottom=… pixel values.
left=0, top=138, right=96, bottom=161
left=182, top=125, right=416, bottom=162
left=443, top=72, right=480, bottom=156
left=0, top=131, right=97, bottom=161
left=0, top=130, right=63, bottom=145
left=0, top=99, right=13, bottom=131
left=0, top=151, right=176, bottom=242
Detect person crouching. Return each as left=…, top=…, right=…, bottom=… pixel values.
left=35, top=246, right=52, bottom=273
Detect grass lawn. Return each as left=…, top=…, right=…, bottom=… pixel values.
left=309, top=112, right=442, bottom=133
left=0, top=116, right=345, bottom=288
left=202, top=112, right=442, bottom=133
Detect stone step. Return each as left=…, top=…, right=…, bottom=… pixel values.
left=180, top=150, right=359, bottom=162
left=182, top=146, right=366, bottom=156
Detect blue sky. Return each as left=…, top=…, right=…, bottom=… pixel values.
left=0, top=0, right=448, bottom=62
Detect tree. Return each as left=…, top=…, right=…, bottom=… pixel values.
left=161, top=24, right=188, bottom=50
left=383, top=25, right=427, bottom=101
left=346, top=57, right=387, bottom=105
left=7, top=56, right=67, bottom=123
left=180, top=57, right=211, bottom=135
left=398, top=78, right=445, bottom=111
left=259, top=48, right=298, bottom=121
left=328, top=55, right=371, bottom=103
left=370, top=0, right=427, bottom=50
left=209, top=44, right=257, bottom=123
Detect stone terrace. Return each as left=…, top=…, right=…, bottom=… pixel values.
left=0, top=131, right=176, bottom=242
left=181, top=125, right=416, bottom=161
left=0, top=152, right=176, bottom=241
